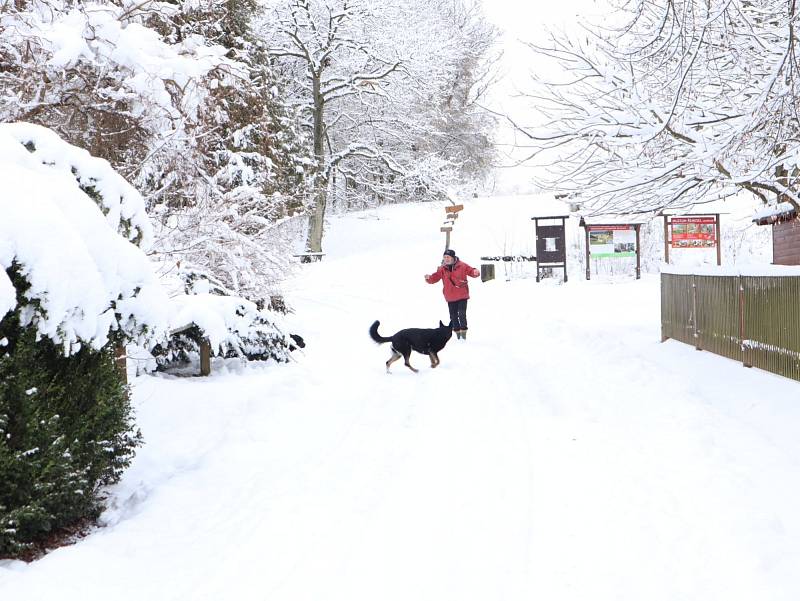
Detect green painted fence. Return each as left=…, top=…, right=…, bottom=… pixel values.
left=661, top=273, right=800, bottom=382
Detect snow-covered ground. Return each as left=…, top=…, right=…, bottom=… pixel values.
left=2, top=196, right=800, bottom=600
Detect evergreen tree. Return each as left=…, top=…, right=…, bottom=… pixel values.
left=0, top=269, right=141, bottom=559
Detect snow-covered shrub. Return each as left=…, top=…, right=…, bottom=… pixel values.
left=0, top=123, right=167, bottom=558
left=0, top=123, right=168, bottom=349
left=150, top=267, right=300, bottom=372
left=0, top=293, right=142, bottom=558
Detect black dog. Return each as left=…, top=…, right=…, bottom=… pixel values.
left=369, top=320, right=453, bottom=373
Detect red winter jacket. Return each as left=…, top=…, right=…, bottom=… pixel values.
left=425, top=259, right=480, bottom=302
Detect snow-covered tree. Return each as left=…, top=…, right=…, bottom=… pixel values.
left=515, top=0, right=800, bottom=215
left=144, top=0, right=315, bottom=295
left=0, top=0, right=312, bottom=298
left=262, top=0, right=499, bottom=253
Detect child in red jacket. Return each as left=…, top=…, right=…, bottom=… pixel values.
left=424, top=249, right=480, bottom=340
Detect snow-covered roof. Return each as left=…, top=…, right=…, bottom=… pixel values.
left=752, top=202, right=797, bottom=225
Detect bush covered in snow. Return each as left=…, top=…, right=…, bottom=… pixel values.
left=0, top=296, right=141, bottom=558
left=0, top=123, right=166, bottom=558
left=151, top=267, right=300, bottom=372
left=0, top=123, right=168, bottom=350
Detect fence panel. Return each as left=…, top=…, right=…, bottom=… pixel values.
left=661, top=273, right=800, bottom=383
left=741, top=276, right=800, bottom=382
left=694, top=275, right=741, bottom=361
left=661, top=274, right=695, bottom=346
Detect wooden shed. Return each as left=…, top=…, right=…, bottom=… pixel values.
left=753, top=202, right=800, bottom=265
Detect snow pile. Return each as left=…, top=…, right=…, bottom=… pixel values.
left=0, top=122, right=168, bottom=352
left=661, top=263, right=800, bottom=277
left=1, top=122, right=152, bottom=245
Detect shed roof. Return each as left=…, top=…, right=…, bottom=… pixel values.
left=752, top=202, right=797, bottom=225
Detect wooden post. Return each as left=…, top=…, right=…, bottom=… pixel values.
left=584, top=225, right=591, bottom=280
left=534, top=218, right=541, bottom=283
left=692, top=275, right=701, bottom=350
left=200, top=339, right=211, bottom=376
left=562, top=217, right=568, bottom=283
left=715, top=213, right=722, bottom=266
left=441, top=226, right=452, bottom=249
left=635, top=224, right=641, bottom=279
left=739, top=276, right=752, bottom=367
left=661, top=272, right=669, bottom=342
left=114, top=343, right=127, bottom=385
left=663, top=215, right=670, bottom=264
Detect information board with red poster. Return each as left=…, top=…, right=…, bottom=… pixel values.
left=670, top=217, right=716, bottom=248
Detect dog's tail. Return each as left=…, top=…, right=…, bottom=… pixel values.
left=369, top=320, right=392, bottom=344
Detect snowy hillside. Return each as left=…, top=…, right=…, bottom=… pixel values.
left=2, top=196, right=799, bottom=601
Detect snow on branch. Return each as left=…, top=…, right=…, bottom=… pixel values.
left=515, top=1, right=800, bottom=214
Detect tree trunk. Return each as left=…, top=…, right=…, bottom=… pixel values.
left=306, top=188, right=327, bottom=254
left=305, top=73, right=327, bottom=254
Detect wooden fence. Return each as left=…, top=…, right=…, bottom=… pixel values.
left=661, top=273, right=800, bottom=382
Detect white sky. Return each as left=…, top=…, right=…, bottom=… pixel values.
left=480, top=0, right=603, bottom=192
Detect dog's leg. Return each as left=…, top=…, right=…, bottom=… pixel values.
left=386, top=349, right=403, bottom=372
left=429, top=352, right=439, bottom=368
left=403, top=351, right=418, bottom=373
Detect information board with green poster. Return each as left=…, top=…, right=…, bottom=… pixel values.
left=587, top=225, right=636, bottom=258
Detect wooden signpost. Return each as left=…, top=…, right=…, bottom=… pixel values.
left=442, top=203, right=463, bottom=249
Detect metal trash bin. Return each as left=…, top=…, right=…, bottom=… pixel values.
left=480, top=263, right=495, bottom=282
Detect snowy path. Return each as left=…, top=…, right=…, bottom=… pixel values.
left=2, top=197, right=800, bottom=600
